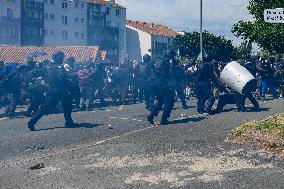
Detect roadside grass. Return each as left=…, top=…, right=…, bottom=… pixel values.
left=231, top=114, right=284, bottom=157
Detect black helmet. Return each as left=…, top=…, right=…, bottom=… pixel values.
left=143, top=54, right=151, bottom=63
left=52, top=51, right=65, bottom=64
left=67, top=57, right=76, bottom=64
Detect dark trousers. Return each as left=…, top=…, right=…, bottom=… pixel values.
left=215, top=93, right=237, bottom=113
left=195, top=81, right=215, bottom=114
left=175, top=81, right=186, bottom=104
left=28, top=89, right=73, bottom=127
left=261, top=79, right=277, bottom=99
left=150, top=89, right=175, bottom=120
left=5, top=93, right=17, bottom=116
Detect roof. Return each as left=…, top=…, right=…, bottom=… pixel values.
left=0, top=46, right=99, bottom=64
left=126, top=20, right=179, bottom=37
left=76, top=0, right=126, bottom=9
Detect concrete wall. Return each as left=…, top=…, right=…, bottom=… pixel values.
left=43, top=0, right=87, bottom=46
left=126, top=25, right=151, bottom=62
left=0, top=0, right=21, bottom=45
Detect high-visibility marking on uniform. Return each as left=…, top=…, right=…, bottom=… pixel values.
left=109, top=117, right=117, bottom=119
left=121, top=118, right=129, bottom=120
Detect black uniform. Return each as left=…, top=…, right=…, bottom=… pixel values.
left=171, top=61, right=188, bottom=108
left=90, top=64, right=106, bottom=107
left=28, top=52, right=76, bottom=131
left=147, top=56, right=175, bottom=125
left=194, top=61, right=224, bottom=114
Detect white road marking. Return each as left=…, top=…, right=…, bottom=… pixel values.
left=0, top=117, right=7, bottom=121
left=121, top=118, right=129, bottom=120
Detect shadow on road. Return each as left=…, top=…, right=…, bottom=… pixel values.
left=172, top=117, right=206, bottom=124
left=34, top=123, right=103, bottom=132
left=246, top=107, right=270, bottom=112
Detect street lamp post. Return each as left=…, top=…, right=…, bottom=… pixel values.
left=200, top=0, right=203, bottom=61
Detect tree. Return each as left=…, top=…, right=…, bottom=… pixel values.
left=173, top=31, right=234, bottom=62
left=233, top=40, right=253, bottom=60
left=232, top=0, right=284, bottom=54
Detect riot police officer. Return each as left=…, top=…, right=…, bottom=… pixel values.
left=27, top=51, right=77, bottom=131
left=170, top=51, right=188, bottom=109
left=194, top=57, right=224, bottom=115
left=141, top=54, right=155, bottom=111
left=147, top=52, right=175, bottom=125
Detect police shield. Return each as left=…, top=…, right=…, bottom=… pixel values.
left=220, top=61, right=256, bottom=94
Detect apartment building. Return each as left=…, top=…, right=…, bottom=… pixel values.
left=0, top=0, right=22, bottom=45
left=43, top=0, right=88, bottom=46
left=0, top=0, right=126, bottom=63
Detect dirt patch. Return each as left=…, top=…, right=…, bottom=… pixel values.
left=231, top=114, right=284, bottom=158
left=83, top=151, right=273, bottom=187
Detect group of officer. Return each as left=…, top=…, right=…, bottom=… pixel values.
left=0, top=49, right=282, bottom=130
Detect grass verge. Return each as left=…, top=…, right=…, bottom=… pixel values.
left=232, top=114, right=284, bottom=157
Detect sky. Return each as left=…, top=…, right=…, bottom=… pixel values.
left=116, top=0, right=252, bottom=47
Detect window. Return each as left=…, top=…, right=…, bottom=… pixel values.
left=95, top=4, right=101, bottom=11
left=81, top=18, right=84, bottom=24
left=81, top=3, right=84, bottom=9
left=43, top=29, right=48, bottom=36
left=50, top=0, right=54, bottom=4
left=7, top=8, right=13, bottom=18
left=28, top=11, right=35, bottom=18
left=62, top=31, right=68, bottom=39
left=116, top=9, right=120, bottom=16
left=75, top=17, right=79, bottom=23
left=7, top=27, right=14, bottom=37
left=50, top=14, right=55, bottom=21
left=106, top=7, right=110, bottom=15
left=50, top=30, right=55, bottom=36
left=62, top=2, right=67, bottom=9
left=62, top=16, right=68, bottom=25
left=81, top=33, right=84, bottom=39
left=106, top=21, right=111, bottom=27
left=44, top=13, right=48, bottom=20
left=75, top=2, right=79, bottom=8
left=75, top=32, right=79, bottom=38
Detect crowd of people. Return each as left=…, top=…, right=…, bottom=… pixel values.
left=0, top=50, right=284, bottom=130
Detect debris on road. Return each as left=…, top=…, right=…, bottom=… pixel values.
left=26, top=146, right=45, bottom=151
left=30, top=163, right=45, bottom=170
left=108, top=125, right=113, bottom=129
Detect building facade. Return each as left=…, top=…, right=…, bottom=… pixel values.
left=21, top=0, right=44, bottom=46
left=126, top=20, right=178, bottom=62
left=0, top=0, right=126, bottom=63
left=0, top=0, right=22, bottom=45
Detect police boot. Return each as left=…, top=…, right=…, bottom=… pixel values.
left=65, top=121, right=77, bottom=128
left=160, top=118, right=170, bottom=125
left=160, top=115, right=171, bottom=125
left=27, top=121, right=36, bottom=131
left=182, top=101, right=189, bottom=109
left=147, top=114, right=155, bottom=125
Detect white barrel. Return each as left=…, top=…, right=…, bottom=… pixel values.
left=220, top=61, right=256, bottom=94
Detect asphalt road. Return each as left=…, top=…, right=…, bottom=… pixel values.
left=0, top=98, right=284, bottom=189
